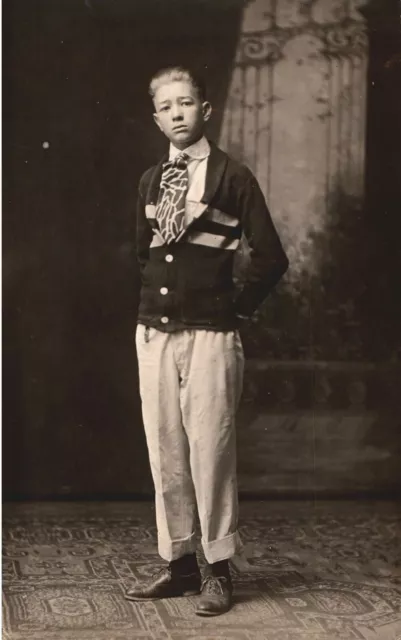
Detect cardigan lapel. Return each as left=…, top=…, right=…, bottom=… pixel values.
left=201, top=141, right=228, bottom=205
left=183, top=142, right=229, bottom=225
left=145, top=153, right=168, bottom=205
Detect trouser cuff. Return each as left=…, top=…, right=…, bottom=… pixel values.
left=158, top=532, right=197, bottom=562
left=202, top=531, right=243, bottom=564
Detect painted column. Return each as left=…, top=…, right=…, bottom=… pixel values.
left=219, top=0, right=368, bottom=273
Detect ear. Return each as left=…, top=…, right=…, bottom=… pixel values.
left=202, top=101, right=212, bottom=123
left=153, top=112, right=164, bottom=132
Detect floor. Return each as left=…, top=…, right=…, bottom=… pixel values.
left=2, top=500, right=401, bottom=640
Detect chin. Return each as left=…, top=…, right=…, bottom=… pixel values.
left=172, top=132, right=191, bottom=142
left=171, top=132, right=198, bottom=148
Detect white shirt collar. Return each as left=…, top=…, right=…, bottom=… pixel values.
left=169, top=136, right=210, bottom=161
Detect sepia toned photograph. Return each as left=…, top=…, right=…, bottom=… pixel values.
left=2, top=0, right=401, bottom=638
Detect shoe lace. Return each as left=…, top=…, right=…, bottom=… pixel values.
left=152, top=566, right=171, bottom=579
left=202, top=575, right=228, bottom=595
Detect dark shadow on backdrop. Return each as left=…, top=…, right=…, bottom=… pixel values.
left=2, top=0, right=244, bottom=498
left=361, top=0, right=401, bottom=353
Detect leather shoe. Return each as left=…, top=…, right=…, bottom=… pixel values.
left=195, top=575, right=233, bottom=616
left=125, top=566, right=201, bottom=601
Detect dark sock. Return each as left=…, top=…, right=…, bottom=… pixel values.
left=170, top=553, right=199, bottom=575
left=210, top=559, right=231, bottom=579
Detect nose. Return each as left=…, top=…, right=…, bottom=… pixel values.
left=171, top=104, right=183, bottom=121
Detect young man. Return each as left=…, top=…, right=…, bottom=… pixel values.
left=125, top=66, right=288, bottom=616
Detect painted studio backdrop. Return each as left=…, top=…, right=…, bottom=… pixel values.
left=3, top=0, right=401, bottom=497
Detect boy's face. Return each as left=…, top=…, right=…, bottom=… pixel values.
left=153, top=80, right=211, bottom=150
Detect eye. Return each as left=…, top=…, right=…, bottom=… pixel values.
left=160, top=105, right=170, bottom=112
left=182, top=101, right=193, bottom=107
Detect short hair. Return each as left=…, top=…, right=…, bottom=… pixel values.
left=149, top=65, right=206, bottom=102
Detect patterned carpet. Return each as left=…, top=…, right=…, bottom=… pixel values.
left=2, top=501, right=401, bottom=640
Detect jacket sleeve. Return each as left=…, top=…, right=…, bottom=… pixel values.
left=136, top=176, right=153, bottom=275
left=235, top=174, right=289, bottom=318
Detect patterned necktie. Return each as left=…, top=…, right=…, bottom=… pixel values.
left=155, top=153, right=189, bottom=244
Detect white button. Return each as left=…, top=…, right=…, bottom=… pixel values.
left=161, top=316, right=169, bottom=324
left=165, top=254, right=173, bottom=263
left=160, top=287, right=168, bottom=295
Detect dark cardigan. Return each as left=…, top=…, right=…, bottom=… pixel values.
left=136, top=141, right=289, bottom=332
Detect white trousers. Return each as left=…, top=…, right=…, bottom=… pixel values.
left=136, top=325, right=244, bottom=564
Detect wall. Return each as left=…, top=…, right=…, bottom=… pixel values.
left=222, top=0, right=401, bottom=496
left=2, top=0, right=244, bottom=497
left=3, top=0, right=400, bottom=498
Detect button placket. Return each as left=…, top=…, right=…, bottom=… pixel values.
left=161, top=252, right=173, bottom=326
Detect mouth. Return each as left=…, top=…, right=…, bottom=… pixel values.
left=172, top=125, right=188, bottom=132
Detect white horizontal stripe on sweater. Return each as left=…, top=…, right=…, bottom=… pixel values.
left=150, top=234, right=167, bottom=249
left=205, top=207, right=240, bottom=228
left=146, top=204, right=240, bottom=229
left=150, top=230, right=239, bottom=251
left=186, top=231, right=240, bottom=250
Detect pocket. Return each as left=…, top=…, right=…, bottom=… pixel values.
left=234, top=330, right=245, bottom=404
left=234, top=329, right=244, bottom=353
left=136, top=324, right=158, bottom=346
left=136, top=324, right=149, bottom=347
left=135, top=324, right=143, bottom=346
